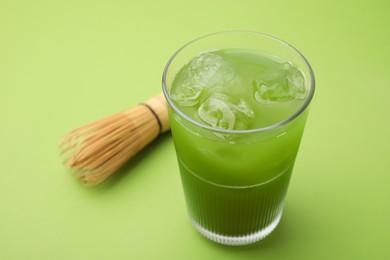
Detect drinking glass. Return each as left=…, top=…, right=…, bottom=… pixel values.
left=162, top=31, right=315, bottom=246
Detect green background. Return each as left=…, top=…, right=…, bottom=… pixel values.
left=1, top=0, right=389, bottom=259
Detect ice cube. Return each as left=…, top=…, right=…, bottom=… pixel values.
left=231, top=98, right=255, bottom=118
left=189, top=52, right=235, bottom=87
left=286, top=64, right=306, bottom=99
left=253, top=62, right=307, bottom=104
left=198, top=93, right=254, bottom=130
left=171, top=80, right=203, bottom=107
left=198, top=94, right=235, bottom=130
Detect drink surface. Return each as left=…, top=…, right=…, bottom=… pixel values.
left=170, top=48, right=307, bottom=131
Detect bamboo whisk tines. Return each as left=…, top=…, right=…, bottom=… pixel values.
left=59, top=93, right=170, bottom=186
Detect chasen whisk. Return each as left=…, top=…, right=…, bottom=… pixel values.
left=60, top=93, right=170, bottom=186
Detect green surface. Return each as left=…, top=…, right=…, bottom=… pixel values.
left=1, top=0, right=389, bottom=259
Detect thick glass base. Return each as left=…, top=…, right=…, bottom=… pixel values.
left=191, top=210, right=282, bottom=246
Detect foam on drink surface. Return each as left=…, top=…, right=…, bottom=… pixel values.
left=170, top=49, right=307, bottom=131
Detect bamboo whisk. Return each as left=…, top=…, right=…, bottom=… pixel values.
left=60, top=93, right=170, bottom=186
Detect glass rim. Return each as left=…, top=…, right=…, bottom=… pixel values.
left=162, top=30, right=315, bottom=134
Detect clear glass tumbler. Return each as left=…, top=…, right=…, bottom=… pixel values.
left=162, top=31, right=315, bottom=246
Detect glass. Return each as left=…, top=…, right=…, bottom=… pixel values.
left=162, top=31, right=315, bottom=246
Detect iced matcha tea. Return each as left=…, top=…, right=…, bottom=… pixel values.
left=163, top=31, right=314, bottom=246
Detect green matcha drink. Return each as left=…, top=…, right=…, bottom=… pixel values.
left=163, top=31, right=314, bottom=246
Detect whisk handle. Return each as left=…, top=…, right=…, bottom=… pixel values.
left=144, top=93, right=170, bottom=133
